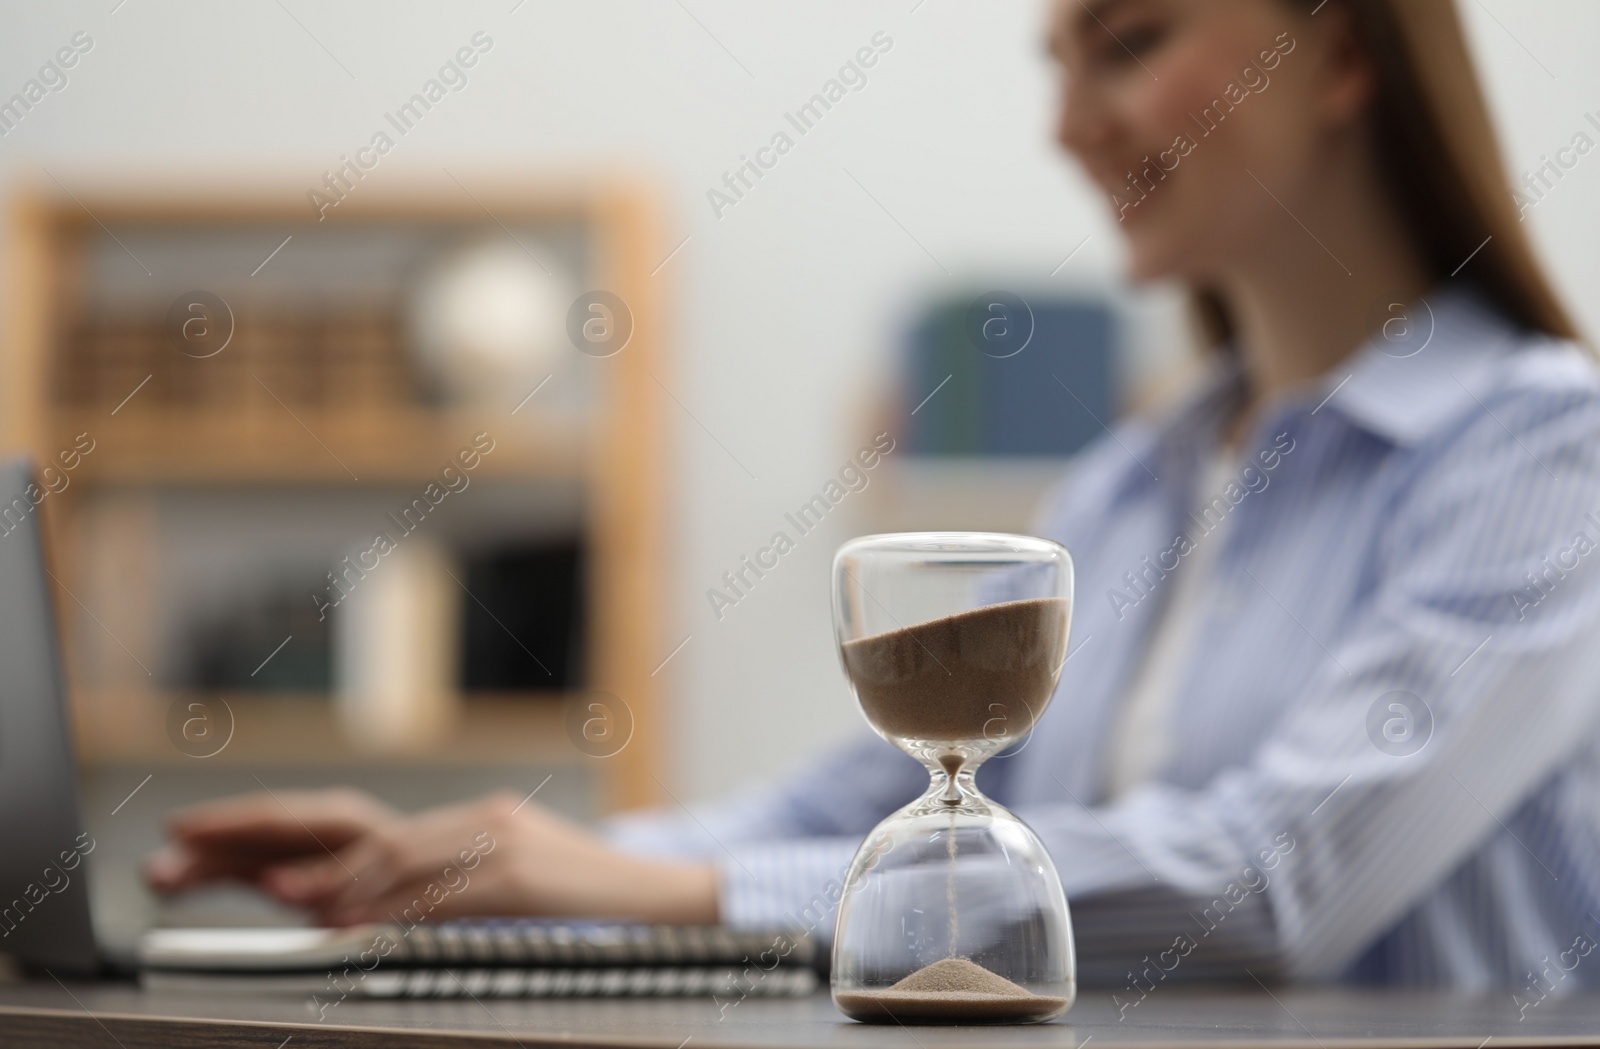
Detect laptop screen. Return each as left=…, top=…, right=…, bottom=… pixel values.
left=0, top=457, right=101, bottom=973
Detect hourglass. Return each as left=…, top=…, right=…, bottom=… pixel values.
left=830, top=532, right=1075, bottom=1024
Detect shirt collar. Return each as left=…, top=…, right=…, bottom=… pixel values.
left=1158, top=283, right=1523, bottom=454
left=1305, top=283, right=1523, bottom=446
left=1110, top=284, right=1527, bottom=506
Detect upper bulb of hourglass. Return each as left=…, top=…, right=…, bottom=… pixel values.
left=838, top=593, right=1072, bottom=783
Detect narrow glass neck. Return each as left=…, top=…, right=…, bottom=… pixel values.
left=918, top=760, right=982, bottom=810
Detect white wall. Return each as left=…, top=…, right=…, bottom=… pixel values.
left=3, top=1, right=1596, bottom=803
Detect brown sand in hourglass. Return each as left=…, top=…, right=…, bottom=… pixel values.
left=834, top=957, right=1069, bottom=1023
left=837, top=596, right=1071, bottom=1024
left=841, top=596, right=1070, bottom=745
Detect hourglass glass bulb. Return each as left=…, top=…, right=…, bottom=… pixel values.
left=830, top=533, right=1077, bottom=1024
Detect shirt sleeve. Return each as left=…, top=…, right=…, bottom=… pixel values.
left=1013, top=378, right=1600, bottom=983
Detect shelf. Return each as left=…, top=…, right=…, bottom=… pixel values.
left=7, top=180, right=668, bottom=811
left=60, top=408, right=589, bottom=485
left=72, top=691, right=583, bottom=768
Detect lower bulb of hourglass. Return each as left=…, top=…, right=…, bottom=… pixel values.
left=830, top=782, right=1075, bottom=1024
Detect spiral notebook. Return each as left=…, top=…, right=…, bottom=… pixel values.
left=138, top=920, right=818, bottom=1000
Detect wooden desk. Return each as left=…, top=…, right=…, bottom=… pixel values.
left=1, top=982, right=1596, bottom=1048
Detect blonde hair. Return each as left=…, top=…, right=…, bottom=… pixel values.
left=1195, top=0, right=1578, bottom=345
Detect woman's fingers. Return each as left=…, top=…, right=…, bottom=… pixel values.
left=318, top=836, right=410, bottom=914
left=323, top=799, right=498, bottom=915
left=240, top=790, right=721, bottom=928
left=153, top=787, right=678, bottom=924
left=258, top=851, right=364, bottom=907
left=148, top=788, right=400, bottom=895
left=169, top=788, right=395, bottom=848
left=318, top=857, right=521, bottom=927
left=145, top=836, right=347, bottom=892
left=143, top=843, right=264, bottom=891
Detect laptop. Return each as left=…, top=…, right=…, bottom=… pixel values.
left=0, top=459, right=102, bottom=974
left=0, top=458, right=816, bottom=997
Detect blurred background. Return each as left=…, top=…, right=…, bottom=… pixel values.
left=1, top=0, right=1596, bottom=933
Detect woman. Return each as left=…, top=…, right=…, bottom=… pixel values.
left=149, top=0, right=1600, bottom=990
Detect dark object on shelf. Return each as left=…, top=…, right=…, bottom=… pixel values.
left=184, top=583, right=333, bottom=693
left=904, top=295, right=1117, bottom=457
left=461, top=539, right=586, bottom=691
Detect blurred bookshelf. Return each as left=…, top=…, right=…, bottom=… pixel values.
left=1, top=176, right=668, bottom=812
left=72, top=692, right=574, bottom=767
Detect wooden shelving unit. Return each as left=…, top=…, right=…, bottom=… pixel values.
left=55, top=407, right=588, bottom=484
left=1, top=176, right=670, bottom=813
left=72, top=691, right=578, bottom=768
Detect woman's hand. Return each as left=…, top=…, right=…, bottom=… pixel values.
left=145, top=789, right=720, bottom=927
left=276, top=792, right=719, bottom=927
left=145, top=788, right=400, bottom=894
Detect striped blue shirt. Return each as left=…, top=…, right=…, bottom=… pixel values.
left=608, top=284, right=1600, bottom=994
